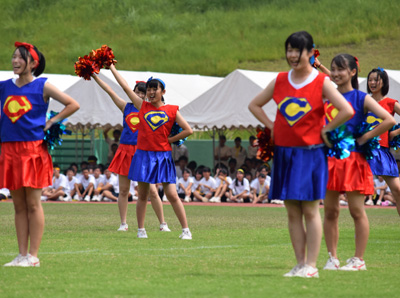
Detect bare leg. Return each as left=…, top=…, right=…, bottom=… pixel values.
left=118, top=175, right=130, bottom=224
left=383, top=176, right=400, bottom=215
left=302, top=200, right=322, bottom=267
left=149, top=184, right=165, bottom=224
left=25, top=187, right=45, bottom=257
left=347, top=191, right=369, bottom=259
left=323, top=190, right=341, bottom=258
left=284, top=200, right=306, bottom=266
left=137, top=182, right=150, bottom=229
left=163, top=183, right=188, bottom=228
left=10, top=188, right=29, bottom=256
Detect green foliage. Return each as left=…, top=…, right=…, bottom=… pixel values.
left=0, top=0, right=399, bottom=75
left=0, top=203, right=399, bottom=297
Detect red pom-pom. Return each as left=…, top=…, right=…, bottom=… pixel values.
left=256, top=127, right=274, bottom=162
left=74, top=55, right=100, bottom=81
left=314, top=49, right=320, bottom=58
left=94, top=45, right=117, bottom=68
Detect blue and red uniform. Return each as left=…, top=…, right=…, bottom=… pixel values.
left=269, top=69, right=329, bottom=201
left=0, top=78, right=53, bottom=190
left=129, top=101, right=178, bottom=184
left=108, top=103, right=139, bottom=176
left=326, top=89, right=374, bottom=195
left=366, top=97, right=399, bottom=177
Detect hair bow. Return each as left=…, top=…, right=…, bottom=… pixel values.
left=377, top=67, right=384, bottom=72
left=354, top=56, right=361, bottom=73
left=147, top=76, right=166, bottom=89
left=14, top=41, right=40, bottom=65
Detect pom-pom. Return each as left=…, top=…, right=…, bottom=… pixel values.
left=43, top=111, right=72, bottom=150
left=256, top=127, right=274, bottom=162
left=170, top=122, right=187, bottom=146
left=326, top=125, right=355, bottom=159
left=354, top=122, right=380, bottom=160
left=389, top=124, right=400, bottom=150
left=93, top=45, right=117, bottom=68
left=74, top=55, right=100, bottom=80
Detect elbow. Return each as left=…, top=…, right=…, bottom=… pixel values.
left=187, top=127, right=193, bottom=136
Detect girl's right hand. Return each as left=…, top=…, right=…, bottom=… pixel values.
left=321, top=128, right=332, bottom=148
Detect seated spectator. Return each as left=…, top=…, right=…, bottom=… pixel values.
left=228, top=158, right=237, bottom=180
left=42, top=165, right=69, bottom=201
left=92, top=166, right=106, bottom=201
left=74, top=168, right=95, bottom=202
left=76, top=161, right=89, bottom=180
left=231, top=137, right=247, bottom=170
left=175, top=155, right=189, bottom=179
left=65, top=168, right=79, bottom=200
left=191, top=169, right=203, bottom=200
left=88, top=155, right=98, bottom=167
left=109, top=143, right=119, bottom=164
left=104, top=127, right=121, bottom=164
left=187, top=161, right=197, bottom=177
left=0, top=188, right=10, bottom=201
left=193, top=167, right=216, bottom=202
left=373, top=176, right=388, bottom=206
left=339, top=193, right=348, bottom=206
left=247, top=135, right=258, bottom=159
left=129, top=181, right=138, bottom=201
left=214, top=135, right=232, bottom=168
left=68, top=162, right=79, bottom=176
left=177, top=168, right=193, bottom=203
left=251, top=173, right=269, bottom=204
left=101, top=169, right=119, bottom=202
left=172, top=143, right=189, bottom=163
left=227, top=169, right=252, bottom=203
left=210, top=168, right=232, bottom=203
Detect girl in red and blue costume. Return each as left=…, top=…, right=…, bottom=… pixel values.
left=92, top=75, right=171, bottom=234
left=108, top=64, right=193, bottom=240
left=0, top=42, right=79, bottom=267
left=323, top=54, right=395, bottom=271
left=249, top=31, right=353, bottom=278
left=366, top=68, right=400, bottom=215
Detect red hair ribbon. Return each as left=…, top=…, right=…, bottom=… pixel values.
left=136, top=81, right=146, bottom=84
left=354, top=56, right=361, bottom=73
left=14, top=42, right=40, bottom=66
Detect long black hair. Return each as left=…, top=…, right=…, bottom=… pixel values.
left=367, top=68, right=389, bottom=96
left=331, top=54, right=359, bottom=90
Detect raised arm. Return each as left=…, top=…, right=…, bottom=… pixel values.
left=248, top=79, right=276, bottom=131
left=92, top=74, right=126, bottom=113
left=43, top=82, right=80, bottom=131
left=168, top=111, right=193, bottom=144
left=109, top=64, right=143, bottom=110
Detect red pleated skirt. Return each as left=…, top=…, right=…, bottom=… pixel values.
left=327, top=152, right=374, bottom=195
left=0, top=140, right=53, bottom=190
left=108, top=144, right=137, bottom=176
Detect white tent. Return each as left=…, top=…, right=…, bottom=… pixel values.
left=180, top=69, right=279, bottom=130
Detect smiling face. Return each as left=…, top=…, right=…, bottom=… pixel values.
left=367, top=72, right=383, bottom=95
left=12, top=48, right=37, bottom=76
left=146, top=84, right=165, bottom=105
left=330, top=60, right=355, bottom=88
left=286, top=45, right=313, bottom=70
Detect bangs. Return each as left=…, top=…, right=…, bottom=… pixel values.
left=331, top=55, right=348, bottom=69
left=146, top=79, right=162, bottom=90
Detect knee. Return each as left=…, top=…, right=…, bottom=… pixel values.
left=324, top=207, right=340, bottom=221
left=119, top=187, right=129, bottom=198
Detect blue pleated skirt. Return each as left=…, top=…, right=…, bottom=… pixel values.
left=368, top=147, right=399, bottom=177
left=128, top=149, right=176, bottom=184
left=269, top=145, right=328, bottom=201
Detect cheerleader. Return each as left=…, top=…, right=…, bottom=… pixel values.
left=323, top=55, right=395, bottom=271
left=1, top=42, right=79, bottom=267
left=92, top=76, right=171, bottom=233
left=249, top=31, right=353, bottom=278
left=108, top=64, right=192, bottom=239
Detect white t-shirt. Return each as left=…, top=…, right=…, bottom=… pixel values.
left=104, top=174, right=119, bottom=193
left=67, top=176, right=79, bottom=192
left=130, top=181, right=138, bottom=195
left=80, top=175, right=96, bottom=189
left=374, top=179, right=387, bottom=195
left=94, top=175, right=106, bottom=188
left=52, top=174, right=69, bottom=192
left=199, top=177, right=217, bottom=195
left=192, top=178, right=202, bottom=192
left=229, top=178, right=250, bottom=195
left=177, top=177, right=193, bottom=194
left=215, top=176, right=233, bottom=187
left=250, top=179, right=268, bottom=195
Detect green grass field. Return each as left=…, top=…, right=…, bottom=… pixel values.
left=0, top=202, right=399, bottom=297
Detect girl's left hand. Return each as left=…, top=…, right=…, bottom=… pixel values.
left=43, top=119, right=54, bottom=131
left=356, top=134, right=368, bottom=146
left=321, top=129, right=332, bottom=148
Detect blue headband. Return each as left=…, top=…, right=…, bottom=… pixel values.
left=147, top=76, right=166, bottom=89
left=377, top=67, right=384, bottom=73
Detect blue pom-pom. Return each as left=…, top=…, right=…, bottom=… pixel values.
left=170, top=122, right=187, bottom=146
left=354, top=122, right=380, bottom=160
left=326, top=125, right=355, bottom=159
left=43, top=111, right=72, bottom=150
left=389, top=124, right=400, bottom=150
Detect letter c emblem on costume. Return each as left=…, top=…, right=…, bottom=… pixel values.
left=365, top=112, right=382, bottom=129
left=278, top=97, right=312, bottom=126
left=3, top=95, right=32, bottom=123
left=144, top=111, right=169, bottom=131
left=125, top=112, right=139, bottom=133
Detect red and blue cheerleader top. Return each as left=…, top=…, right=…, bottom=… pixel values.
left=0, top=78, right=48, bottom=142
left=365, top=97, right=397, bottom=148
left=326, top=89, right=366, bottom=152
left=120, top=102, right=139, bottom=146
left=272, top=71, right=327, bottom=147
left=137, top=101, right=178, bottom=151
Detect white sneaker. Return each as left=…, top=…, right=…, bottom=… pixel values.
left=295, top=264, right=319, bottom=278
left=340, top=257, right=366, bottom=271
left=162, top=195, right=168, bottom=202
left=365, top=199, right=373, bottom=206
left=73, top=194, right=80, bottom=201
left=41, top=195, right=47, bottom=201
left=323, top=252, right=340, bottom=270
left=179, top=229, right=192, bottom=240
left=91, top=195, right=98, bottom=202
left=339, top=200, right=348, bottom=206
left=3, top=254, right=26, bottom=267
left=376, top=200, right=382, bottom=206
left=103, top=197, right=112, bottom=202
left=137, top=229, right=148, bottom=238
left=132, top=195, right=138, bottom=201
left=184, top=196, right=191, bottom=202
left=24, top=254, right=40, bottom=267
left=84, top=195, right=91, bottom=202
left=160, top=223, right=171, bottom=232
left=117, top=224, right=128, bottom=231
left=63, top=194, right=72, bottom=202
left=209, top=196, right=221, bottom=203
left=283, top=264, right=303, bottom=277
